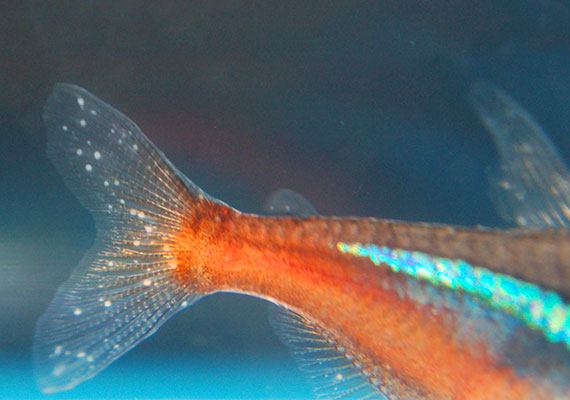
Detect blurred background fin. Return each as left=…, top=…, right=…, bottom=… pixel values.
left=470, top=80, right=570, bottom=228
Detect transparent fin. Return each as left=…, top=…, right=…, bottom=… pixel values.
left=34, top=83, right=210, bottom=393
left=470, top=80, right=570, bottom=227
left=262, top=188, right=318, bottom=217
left=270, top=307, right=386, bottom=400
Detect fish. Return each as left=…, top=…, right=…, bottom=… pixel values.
left=34, top=83, right=570, bottom=399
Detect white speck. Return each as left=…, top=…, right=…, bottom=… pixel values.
left=107, top=204, right=113, bottom=210
left=144, top=225, right=153, bottom=233
left=114, top=179, right=119, bottom=186
left=113, top=344, right=120, bottom=350
left=76, top=351, right=86, bottom=358
left=87, top=140, right=91, bottom=145
left=77, top=97, right=85, bottom=108
left=62, top=125, right=68, bottom=131
left=336, top=373, right=343, bottom=380
left=111, top=129, right=116, bottom=134
left=143, top=279, right=152, bottom=286
left=520, top=143, right=533, bottom=154
left=499, top=180, right=512, bottom=190
left=118, top=139, right=123, bottom=145
left=133, top=144, right=139, bottom=151
left=73, top=308, right=82, bottom=316
left=130, top=209, right=137, bottom=216
left=90, top=109, right=97, bottom=115
left=104, top=300, right=112, bottom=307
left=137, top=211, right=145, bottom=219
left=94, top=151, right=101, bottom=160
left=107, top=261, right=114, bottom=267
left=86, top=355, right=94, bottom=362
left=181, top=301, right=188, bottom=308
left=54, top=345, right=63, bottom=355
left=104, top=180, right=109, bottom=187
left=85, top=164, right=93, bottom=172
left=133, top=240, right=141, bottom=247
left=80, top=119, right=86, bottom=127
left=52, top=363, right=66, bottom=377
left=76, top=149, right=83, bottom=156
left=119, top=199, right=125, bottom=205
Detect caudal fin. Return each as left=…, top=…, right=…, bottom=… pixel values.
left=34, top=84, right=211, bottom=392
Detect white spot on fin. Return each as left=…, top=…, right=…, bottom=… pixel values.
left=52, top=363, right=66, bottom=377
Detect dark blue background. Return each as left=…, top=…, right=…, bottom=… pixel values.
left=1, top=0, right=569, bottom=398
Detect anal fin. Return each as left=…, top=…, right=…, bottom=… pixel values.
left=269, top=306, right=386, bottom=400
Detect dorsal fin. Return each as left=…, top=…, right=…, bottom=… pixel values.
left=470, top=80, right=570, bottom=228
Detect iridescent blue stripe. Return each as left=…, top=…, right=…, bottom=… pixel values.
left=337, top=242, right=570, bottom=349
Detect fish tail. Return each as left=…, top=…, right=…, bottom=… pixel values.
left=34, top=84, right=218, bottom=392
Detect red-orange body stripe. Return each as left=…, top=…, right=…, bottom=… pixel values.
left=173, top=202, right=562, bottom=399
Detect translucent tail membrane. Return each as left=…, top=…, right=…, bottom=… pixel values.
left=34, top=84, right=209, bottom=392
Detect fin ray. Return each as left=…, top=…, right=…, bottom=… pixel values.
left=269, top=306, right=386, bottom=400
